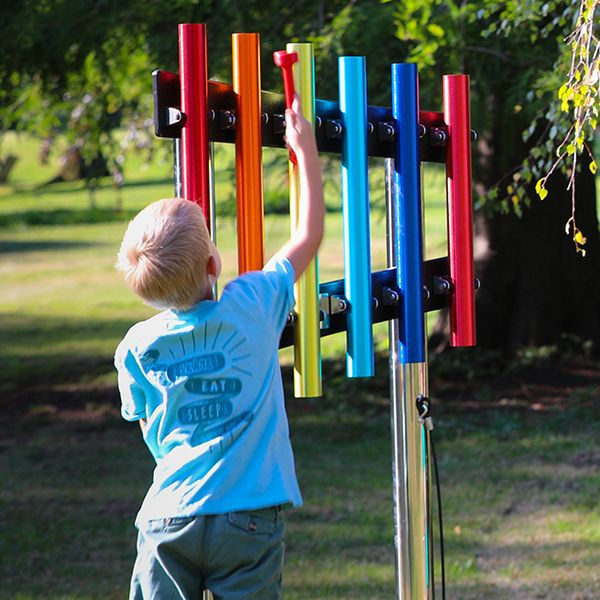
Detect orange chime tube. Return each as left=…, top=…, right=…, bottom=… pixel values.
left=232, top=33, right=265, bottom=273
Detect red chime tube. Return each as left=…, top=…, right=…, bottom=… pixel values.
left=178, top=24, right=210, bottom=228
left=443, top=74, right=476, bottom=347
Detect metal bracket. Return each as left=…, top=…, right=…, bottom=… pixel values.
left=433, top=276, right=451, bottom=295
left=382, top=286, right=401, bottom=306
left=325, top=119, right=343, bottom=140
left=319, top=293, right=348, bottom=329
left=272, top=113, right=285, bottom=135
left=378, top=121, right=395, bottom=141
left=429, top=127, right=447, bottom=147
left=416, top=394, right=434, bottom=431
left=219, top=110, right=236, bottom=130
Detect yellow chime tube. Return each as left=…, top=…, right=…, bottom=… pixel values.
left=287, top=42, right=322, bottom=398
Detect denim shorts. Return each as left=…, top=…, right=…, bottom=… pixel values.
left=129, top=506, right=285, bottom=600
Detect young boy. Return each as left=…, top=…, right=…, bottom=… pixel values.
left=114, top=95, right=324, bottom=600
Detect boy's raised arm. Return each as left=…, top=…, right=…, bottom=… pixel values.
left=278, top=95, right=325, bottom=281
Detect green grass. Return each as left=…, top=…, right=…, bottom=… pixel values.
left=2, top=133, right=599, bottom=598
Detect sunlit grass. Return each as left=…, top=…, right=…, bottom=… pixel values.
left=5, top=134, right=600, bottom=598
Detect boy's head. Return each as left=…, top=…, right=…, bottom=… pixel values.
left=116, top=198, right=221, bottom=310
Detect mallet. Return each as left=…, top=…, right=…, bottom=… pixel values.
left=273, top=50, right=299, bottom=164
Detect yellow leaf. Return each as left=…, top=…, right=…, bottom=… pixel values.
left=574, top=230, right=587, bottom=245
left=567, top=143, right=576, bottom=155
left=539, top=187, right=548, bottom=200
left=558, top=83, right=568, bottom=99
left=591, top=160, right=598, bottom=174
left=575, top=69, right=581, bottom=82
left=511, top=195, right=520, bottom=207
left=535, top=178, right=544, bottom=194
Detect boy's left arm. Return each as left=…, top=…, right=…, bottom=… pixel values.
left=114, top=343, right=148, bottom=424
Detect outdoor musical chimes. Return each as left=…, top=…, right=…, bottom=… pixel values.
left=152, top=26, right=478, bottom=600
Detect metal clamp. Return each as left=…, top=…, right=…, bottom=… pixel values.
left=272, top=113, right=285, bottom=135
left=382, top=286, right=401, bottom=306
left=219, top=110, right=236, bottom=130
left=416, top=394, right=434, bottom=431
left=325, top=119, right=343, bottom=139
left=319, top=293, right=348, bottom=329
left=378, top=122, right=395, bottom=141
left=429, top=127, right=447, bottom=146
left=433, top=276, right=451, bottom=295
left=167, top=107, right=185, bottom=126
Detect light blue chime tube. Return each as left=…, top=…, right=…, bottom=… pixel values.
left=388, top=62, right=430, bottom=600
left=338, top=56, right=374, bottom=378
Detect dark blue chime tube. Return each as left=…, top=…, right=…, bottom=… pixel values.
left=391, top=63, right=425, bottom=364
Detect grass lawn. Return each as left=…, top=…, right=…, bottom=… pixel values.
left=1, top=133, right=600, bottom=598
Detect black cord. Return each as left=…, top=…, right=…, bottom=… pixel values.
left=430, top=433, right=446, bottom=600
left=428, top=429, right=435, bottom=600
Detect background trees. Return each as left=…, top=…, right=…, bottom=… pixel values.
left=0, top=0, right=596, bottom=355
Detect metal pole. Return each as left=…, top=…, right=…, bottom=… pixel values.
left=386, top=158, right=409, bottom=598
left=174, top=138, right=182, bottom=198
left=386, top=166, right=431, bottom=600
left=208, top=141, right=218, bottom=300
left=388, top=63, right=431, bottom=599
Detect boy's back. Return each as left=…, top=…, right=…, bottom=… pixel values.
left=115, top=254, right=302, bottom=523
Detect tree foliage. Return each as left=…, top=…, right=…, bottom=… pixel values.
left=0, top=0, right=595, bottom=222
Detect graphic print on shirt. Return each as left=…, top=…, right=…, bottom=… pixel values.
left=141, top=320, right=254, bottom=454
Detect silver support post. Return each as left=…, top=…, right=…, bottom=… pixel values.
left=208, top=141, right=217, bottom=242
left=385, top=158, right=431, bottom=599
left=174, top=138, right=183, bottom=198
left=208, top=141, right=217, bottom=300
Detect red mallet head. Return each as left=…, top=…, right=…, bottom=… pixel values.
left=273, top=50, right=298, bottom=110
left=273, top=50, right=299, bottom=164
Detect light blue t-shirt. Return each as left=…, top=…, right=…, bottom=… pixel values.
left=114, top=255, right=302, bottom=523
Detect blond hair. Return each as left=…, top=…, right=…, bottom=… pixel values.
left=116, top=198, right=212, bottom=310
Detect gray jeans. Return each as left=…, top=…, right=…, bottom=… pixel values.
left=130, top=507, right=285, bottom=599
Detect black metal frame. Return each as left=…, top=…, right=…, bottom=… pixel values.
left=151, top=69, right=471, bottom=349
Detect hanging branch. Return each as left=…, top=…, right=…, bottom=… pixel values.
left=535, top=0, right=599, bottom=256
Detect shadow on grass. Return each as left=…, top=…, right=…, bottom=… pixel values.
left=0, top=239, right=101, bottom=253
left=0, top=314, right=137, bottom=418
left=7, top=175, right=172, bottom=197
left=0, top=207, right=138, bottom=228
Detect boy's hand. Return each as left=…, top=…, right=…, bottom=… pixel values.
left=284, top=95, right=318, bottom=160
